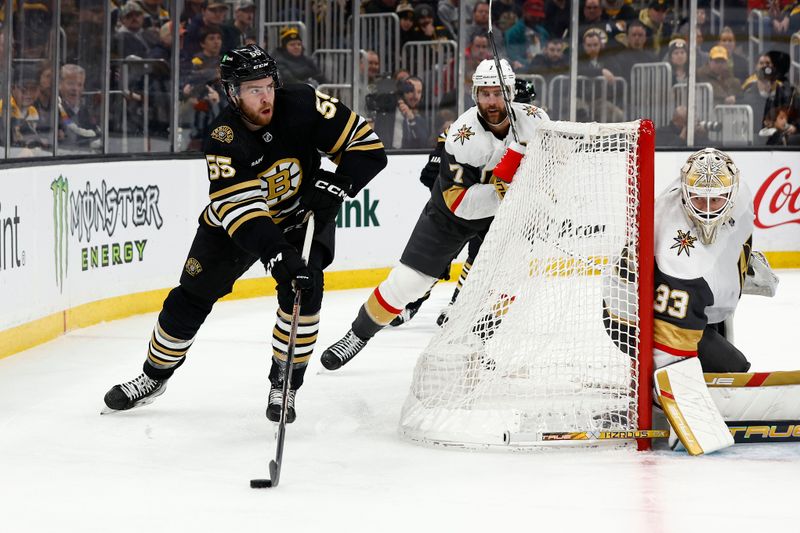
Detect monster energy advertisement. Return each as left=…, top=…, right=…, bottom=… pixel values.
left=50, top=175, right=164, bottom=292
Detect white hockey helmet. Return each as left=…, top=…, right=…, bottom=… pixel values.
left=680, top=147, right=740, bottom=244
left=471, top=58, right=516, bottom=104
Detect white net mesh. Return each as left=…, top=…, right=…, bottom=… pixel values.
left=399, top=120, right=649, bottom=450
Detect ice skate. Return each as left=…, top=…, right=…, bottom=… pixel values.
left=266, top=386, right=297, bottom=423
left=320, top=329, right=368, bottom=370
left=102, top=373, right=168, bottom=414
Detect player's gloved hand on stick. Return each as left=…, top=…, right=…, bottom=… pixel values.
left=493, top=142, right=525, bottom=198
left=265, top=247, right=314, bottom=293
left=302, top=170, right=352, bottom=223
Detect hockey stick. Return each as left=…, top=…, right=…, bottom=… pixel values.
left=251, top=212, right=315, bottom=489
left=726, top=421, right=800, bottom=443
left=487, top=0, right=519, bottom=143
left=540, top=429, right=669, bottom=442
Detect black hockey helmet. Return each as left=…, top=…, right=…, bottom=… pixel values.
left=220, top=44, right=281, bottom=106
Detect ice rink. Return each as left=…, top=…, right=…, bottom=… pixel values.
left=1, top=273, right=799, bottom=533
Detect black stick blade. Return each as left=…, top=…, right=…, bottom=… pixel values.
left=268, top=460, right=280, bottom=487
left=250, top=478, right=273, bottom=489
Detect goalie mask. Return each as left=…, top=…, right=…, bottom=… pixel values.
left=680, top=148, right=740, bottom=244
left=220, top=44, right=281, bottom=112
left=472, top=59, right=515, bottom=123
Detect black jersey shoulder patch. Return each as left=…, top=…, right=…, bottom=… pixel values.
left=211, top=125, right=234, bottom=143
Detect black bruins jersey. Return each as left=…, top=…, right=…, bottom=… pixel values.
left=200, top=83, right=386, bottom=260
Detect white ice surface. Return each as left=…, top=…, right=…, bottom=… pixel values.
left=1, top=273, right=799, bottom=533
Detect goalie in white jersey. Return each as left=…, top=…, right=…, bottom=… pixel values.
left=320, top=59, right=550, bottom=370
left=607, top=147, right=777, bottom=373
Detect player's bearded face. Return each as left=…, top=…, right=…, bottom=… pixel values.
left=238, top=78, right=276, bottom=126
left=476, top=87, right=508, bottom=125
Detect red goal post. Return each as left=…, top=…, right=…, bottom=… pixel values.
left=399, top=119, right=656, bottom=451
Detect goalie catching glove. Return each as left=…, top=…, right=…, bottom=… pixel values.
left=302, top=170, right=352, bottom=224
left=743, top=250, right=779, bottom=297
left=492, top=142, right=525, bottom=199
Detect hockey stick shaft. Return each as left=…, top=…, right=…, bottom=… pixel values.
left=540, top=429, right=669, bottom=441
left=727, top=420, right=800, bottom=443
left=487, top=0, right=519, bottom=143
left=259, top=212, right=315, bottom=489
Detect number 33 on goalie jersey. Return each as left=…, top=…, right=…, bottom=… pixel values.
left=199, top=84, right=385, bottom=251
left=607, top=179, right=754, bottom=363
left=432, top=102, right=549, bottom=230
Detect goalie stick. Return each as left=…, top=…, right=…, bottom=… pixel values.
left=251, top=212, right=315, bottom=489
left=487, top=0, right=519, bottom=143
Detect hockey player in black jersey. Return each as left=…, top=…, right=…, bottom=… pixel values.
left=103, top=45, right=387, bottom=421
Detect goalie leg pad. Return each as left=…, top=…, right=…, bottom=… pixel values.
left=655, top=357, right=735, bottom=455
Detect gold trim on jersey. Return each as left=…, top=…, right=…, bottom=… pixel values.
left=346, top=141, right=385, bottom=152
left=442, top=185, right=466, bottom=211
left=216, top=196, right=266, bottom=219
left=654, top=318, right=703, bottom=352
left=209, top=179, right=262, bottom=200
left=329, top=111, right=358, bottom=154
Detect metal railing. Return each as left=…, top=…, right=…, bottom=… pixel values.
left=673, top=82, right=714, bottom=121
left=401, top=40, right=458, bottom=134
left=630, top=62, right=673, bottom=127
left=355, top=13, right=400, bottom=78
left=712, top=104, right=753, bottom=146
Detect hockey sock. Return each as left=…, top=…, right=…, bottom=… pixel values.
left=271, top=309, right=320, bottom=389
left=145, top=320, right=194, bottom=379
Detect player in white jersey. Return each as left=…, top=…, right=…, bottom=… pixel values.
left=320, top=59, right=550, bottom=370
left=607, top=148, right=776, bottom=373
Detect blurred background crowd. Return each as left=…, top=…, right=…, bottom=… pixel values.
left=1, top=0, right=799, bottom=159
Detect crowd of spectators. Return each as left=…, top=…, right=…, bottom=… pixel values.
left=2, top=0, right=800, bottom=157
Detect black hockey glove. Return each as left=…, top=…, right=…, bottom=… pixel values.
left=264, top=247, right=314, bottom=293
left=302, top=170, right=352, bottom=224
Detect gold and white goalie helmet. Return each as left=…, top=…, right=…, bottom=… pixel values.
left=471, top=58, right=515, bottom=104
left=680, top=147, right=740, bottom=244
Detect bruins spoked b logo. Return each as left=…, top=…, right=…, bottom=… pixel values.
left=258, top=158, right=302, bottom=206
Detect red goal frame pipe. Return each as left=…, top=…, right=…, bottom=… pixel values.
left=636, top=119, right=655, bottom=451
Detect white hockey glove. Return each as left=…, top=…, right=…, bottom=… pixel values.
left=743, top=250, right=779, bottom=297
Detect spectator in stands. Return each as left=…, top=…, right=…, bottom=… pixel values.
left=716, top=26, right=749, bottom=81
left=741, top=52, right=796, bottom=138
left=637, top=0, right=673, bottom=55
left=373, top=76, right=430, bottom=149
left=465, top=2, right=508, bottom=55
left=603, top=0, right=637, bottom=29
left=114, top=2, right=153, bottom=59
left=698, top=45, right=742, bottom=105
left=408, top=3, right=454, bottom=41
left=33, top=63, right=54, bottom=143
left=579, top=0, right=611, bottom=40
left=577, top=28, right=624, bottom=121
left=438, top=0, right=459, bottom=38
left=440, top=32, right=493, bottom=111
left=180, top=0, right=205, bottom=23
left=9, top=64, right=44, bottom=150
left=496, top=9, right=518, bottom=33
left=58, top=64, right=102, bottom=153
left=523, top=37, right=568, bottom=83
left=666, top=38, right=689, bottom=84
left=183, top=0, right=229, bottom=61
left=69, top=0, right=106, bottom=91
left=762, top=106, right=799, bottom=145
left=613, top=20, right=656, bottom=83
left=223, top=0, right=255, bottom=53
left=270, top=27, right=326, bottom=86
left=182, top=25, right=223, bottom=150
left=544, top=0, right=571, bottom=40
left=133, top=0, right=171, bottom=31
left=506, top=0, right=549, bottom=68
left=675, top=3, right=710, bottom=50
left=397, top=2, right=418, bottom=47
left=363, top=50, right=382, bottom=86
left=655, top=105, right=709, bottom=146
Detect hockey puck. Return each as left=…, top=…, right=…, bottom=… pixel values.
left=250, top=479, right=273, bottom=489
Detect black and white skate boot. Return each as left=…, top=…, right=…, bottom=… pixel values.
left=320, top=329, right=368, bottom=370
left=266, top=386, right=297, bottom=423
left=103, top=373, right=168, bottom=413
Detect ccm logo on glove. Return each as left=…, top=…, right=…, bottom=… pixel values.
left=315, top=179, right=348, bottom=200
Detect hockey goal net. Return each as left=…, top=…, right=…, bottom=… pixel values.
left=399, top=119, right=655, bottom=450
